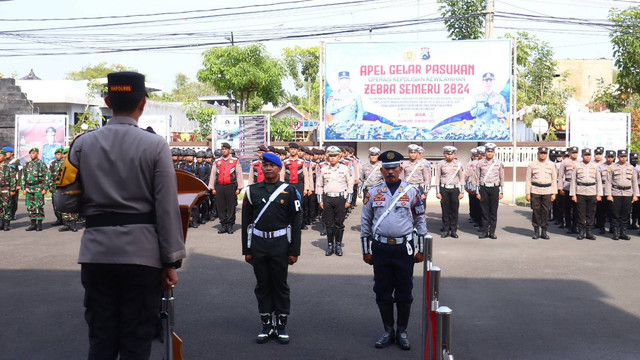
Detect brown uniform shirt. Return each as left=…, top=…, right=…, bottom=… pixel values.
left=570, top=161, right=602, bottom=197
left=401, top=159, right=432, bottom=190
left=526, top=160, right=558, bottom=195
left=475, top=158, right=504, bottom=188
left=606, top=163, right=639, bottom=197
left=557, top=158, right=577, bottom=191
left=434, top=159, right=465, bottom=192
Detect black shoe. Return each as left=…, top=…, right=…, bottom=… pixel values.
left=396, top=330, right=411, bottom=350
left=490, top=232, right=497, bottom=239
left=301, top=224, right=308, bottom=230
left=71, top=220, right=78, bottom=232
left=256, top=314, right=274, bottom=344
left=559, top=223, right=566, bottom=228
left=325, top=243, right=334, bottom=256
left=585, top=229, right=596, bottom=240
left=3, top=220, right=10, bottom=231
left=335, top=243, right=343, bottom=256
left=441, top=231, right=450, bottom=238
left=275, top=315, right=290, bottom=344
left=25, top=220, right=36, bottom=232
left=532, top=227, right=540, bottom=240
left=577, top=228, right=584, bottom=240
left=334, top=230, right=344, bottom=256
left=218, top=224, right=226, bottom=234
left=620, top=230, right=630, bottom=240
left=612, top=228, right=619, bottom=240
left=36, top=220, right=43, bottom=231
left=541, top=228, right=550, bottom=240
left=479, top=231, right=489, bottom=239
left=227, top=224, right=235, bottom=234
left=59, top=222, right=70, bottom=232
left=375, top=328, right=395, bottom=348
left=450, top=231, right=458, bottom=238
left=599, top=227, right=606, bottom=234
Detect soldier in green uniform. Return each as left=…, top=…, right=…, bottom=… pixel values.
left=48, top=148, right=65, bottom=226
left=0, top=150, right=17, bottom=230
left=58, top=147, right=79, bottom=232
left=3, top=147, right=21, bottom=220
left=21, top=147, right=50, bottom=231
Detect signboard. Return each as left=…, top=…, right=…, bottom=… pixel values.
left=15, top=114, right=67, bottom=166
left=138, top=115, right=170, bottom=141
left=323, top=40, right=512, bottom=141
left=568, top=112, right=630, bottom=150
left=213, top=114, right=268, bottom=172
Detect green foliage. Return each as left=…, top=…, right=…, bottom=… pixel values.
left=437, top=0, right=486, bottom=40
left=66, top=62, right=138, bottom=80
left=71, top=80, right=106, bottom=137
left=609, top=6, right=640, bottom=96
left=504, top=32, right=574, bottom=140
left=282, top=46, right=320, bottom=119
left=184, top=103, right=216, bottom=141
left=625, top=95, right=640, bottom=153
left=149, top=73, right=215, bottom=103
left=270, top=115, right=296, bottom=142
left=197, top=43, right=286, bottom=112
left=590, top=78, right=627, bottom=112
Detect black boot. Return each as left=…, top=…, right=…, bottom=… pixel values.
left=540, top=227, right=550, bottom=240
left=3, top=220, right=10, bottom=231
left=599, top=227, right=606, bottom=234
left=36, top=220, right=43, bottom=231
left=275, top=314, right=290, bottom=344
left=52, top=217, right=63, bottom=226
left=441, top=230, right=450, bottom=238
left=71, top=220, right=78, bottom=232
left=532, top=226, right=540, bottom=239
left=256, top=313, right=274, bottom=344
left=585, top=227, right=596, bottom=240
left=334, top=230, right=344, bottom=256
left=375, top=303, right=395, bottom=348
left=396, top=303, right=411, bottom=350
left=577, top=227, right=584, bottom=240
left=450, top=228, right=458, bottom=238
left=320, top=223, right=326, bottom=236
left=620, top=227, right=630, bottom=240
left=25, top=220, right=36, bottom=231
left=59, top=220, right=70, bottom=232
left=218, top=223, right=226, bottom=234
left=227, top=223, right=235, bottom=234
left=612, top=227, right=619, bottom=240
left=479, top=230, right=489, bottom=239
left=489, top=231, right=497, bottom=239
left=325, top=230, right=334, bottom=256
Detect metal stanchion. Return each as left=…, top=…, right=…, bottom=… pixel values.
left=436, top=306, right=453, bottom=360
left=422, top=235, right=434, bottom=360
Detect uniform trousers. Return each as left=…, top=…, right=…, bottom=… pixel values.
left=531, top=193, right=552, bottom=228
left=469, top=191, right=482, bottom=225
left=0, top=189, right=12, bottom=221
left=479, top=186, right=500, bottom=233
left=51, top=191, right=62, bottom=220
left=24, top=186, right=45, bottom=220
left=351, top=183, right=359, bottom=207
left=554, top=191, right=564, bottom=223
left=323, top=195, right=346, bottom=232
left=81, top=263, right=161, bottom=360
left=10, top=191, right=18, bottom=218
left=215, top=183, right=237, bottom=226
left=632, top=201, right=640, bottom=224
left=563, top=190, right=577, bottom=228
left=251, top=235, right=291, bottom=315
left=595, top=198, right=611, bottom=229
left=372, top=240, right=415, bottom=305
left=576, top=195, right=597, bottom=229
left=611, top=196, right=633, bottom=231
left=439, top=187, right=460, bottom=231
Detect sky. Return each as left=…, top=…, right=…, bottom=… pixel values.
left=0, top=0, right=634, bottom=93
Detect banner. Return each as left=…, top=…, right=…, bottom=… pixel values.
left=568, top=112, right=630, bottom=150
left=213, top=114, right=268, bottom=173
left=323, top=40, right=512, bottom=141
left=138, top=115, right=170, bottom=141
left=15, top=114, right=67, bottom=166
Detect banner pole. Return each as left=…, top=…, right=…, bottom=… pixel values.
left=319, top=41, right=325, bottom=148
left=511, top=38, right=518, bottom=205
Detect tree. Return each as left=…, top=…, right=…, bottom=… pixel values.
left=66, top=62, right=138, bottom=80
left=609, top=5, right=640, bottom=97
left=283, top=46, right=320, bottom=119
left=270, top=116, right=296, bottom=142
left=150, top=73, right=215, bottom=103
left=197, top=43, right=286, bottom=112
left=437, top=0, right=486, bottom=40
left=505, top=32, right=574, bottom=140
left=71, top=80, right=106, bottom=137
left=590, top=78, right=627, bottom=113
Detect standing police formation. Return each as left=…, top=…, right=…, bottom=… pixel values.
left=525, top=147, right=557, bottom=239
left=435, top=146, right=465, bottom=238
left=474, top=143, right=504, bottom=239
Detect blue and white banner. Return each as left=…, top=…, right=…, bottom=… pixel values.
left=323, top=40, right=512, bottom=142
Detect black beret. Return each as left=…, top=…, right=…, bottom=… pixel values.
left=220, top=142, right=231, bottom=149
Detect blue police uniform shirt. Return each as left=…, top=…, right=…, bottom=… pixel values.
left=326, top=89, right=364, bottom=125
left=360, top=180, right=427, bottom=241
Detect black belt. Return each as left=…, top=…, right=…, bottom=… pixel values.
left=612, top=185, right=631, bottom=190
left=86, top=212, right=155, bottom=228
left=531, top=182, right=551, bottom=187
left=577, top=182, right=596, bottom=186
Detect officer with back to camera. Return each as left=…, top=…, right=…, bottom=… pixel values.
left=242, top=152, right=302, bottom=345
left=434, top=146, right=465, bottom=238
left=525, top=146, right=557, bottom=239
left=570, top=148, right=602, bottom=240
left=360, top=150, right=426, bottom=351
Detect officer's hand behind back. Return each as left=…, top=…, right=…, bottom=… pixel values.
left=363, top=254, right=373, bottom=265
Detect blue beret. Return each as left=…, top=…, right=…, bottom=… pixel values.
left=2, top=146, right=14, bottom=152
left=262, top=152, right=282, bottom=167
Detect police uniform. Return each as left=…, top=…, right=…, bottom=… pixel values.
left=525, top=147, right=558, bottom=239
left=595, top=149, right=614, bottom=233
left=61, top=72, right=185, bottom=360
left=302, top=148, right=317, bottom=225
left=606, top=149, right=639, bottom=240
left=0, top=149, right=17, bottom=230
left=553, top=150, right=566, bottom=225
left=248, top=146, right=268, bottom=185
left=21, top=147, right=51, bottom=231
left=475, top=143, right=504, bottom=238
left=402, top=144, right=432, bottom=201
left=241, top=153, right=302, bottom=345
left=435, top=146, right=465, bottom=238
left=570, top=149, right=603, bottom=240
left=316, top=146, right=354, bottom=256
left=326, top=71, right=363, bottom=126
left=195, top=150, right=211, bottom=225
left=466, top=147, right=483, bottom=228
left=630, top=152, right=640, bottom=229
left=209, top=142, right=244, bottom=234
left=558, top=147, right=579, bottom=232
left=470, top=73, right=508, bottom=126
left=359, top=147, right=384, bottom=199
left=360, top=150, right=427, bottom=351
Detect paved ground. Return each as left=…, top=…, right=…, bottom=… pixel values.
left=2, top=200, right=640, bottom=359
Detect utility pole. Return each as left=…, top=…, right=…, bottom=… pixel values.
left=485, top=0, right=495, bottom=39
left=231, top=31, right=234, bottom=46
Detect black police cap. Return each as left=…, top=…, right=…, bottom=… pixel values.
left=581, top=148, right=591, bottom=156
left=595, top=147, right=604, bottom=155
left=196, top=150, right=205, bottom=158
left=379, top=150, right=403, bottom=168
left=618, top=149, right=628, bottom=157
left=107, top=72, right=148, bottom=97
left=288, top=143, right=299, bottom=149
left=605, top=150, right=616, bottom=157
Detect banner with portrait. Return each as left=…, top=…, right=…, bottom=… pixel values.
left=15, top=114, right=67, bottom=166
left=212, top=114, right=268, bottom=173
left=567, top=112, right=630, bottom=150
left=323, top=40, right=512, bottom=142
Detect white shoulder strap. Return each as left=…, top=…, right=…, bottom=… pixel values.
left=363, top=163, right=381, bottom=186
left=253, top=183, right=289, bottom=225
left=445, top=162, right=462, bottom=186
left=482, top=161, right=496, bottom=184
left=373, top=184, right=414, bottom=234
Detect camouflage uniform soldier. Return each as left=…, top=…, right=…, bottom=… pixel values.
left=3, top=146, right=21, bottom=220
left=59, top=147, right=79, bottom=232
left=0, top=150, right=17, bottom=230
left=49, top=148, right=65, bottom=226
left=21, top=147, right=51, bottom=231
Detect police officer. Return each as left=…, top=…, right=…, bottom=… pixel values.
left=435, top=146, right=465, bottom=238
left=596, top=150, right=616, bottom=234
left=475, top=143, right=504, bottom=239
left=360, top=150, right=427, bottom=350
left=0, top=149, right=16, bottom=231
left=402, top=144, right=431, bottom=204
left=553, top=150, right=566, bottom=226
left=570, top=148, right=602, bottom=240
left=359, top=147, right=384, bottom=200
left=629, top=152, right=639, bottom=229
left=525, top=147, right=557, bottom=239
left=194, top=150, right=211, bottom=225
left=241, top=152, right=302, bottom=345
left=302, top=147, right=316, bottom=226
left=171, top=148, right=181, bottom=168
left=209, top=142, right=245, bottom=234
left=281, top=143, right=309, bottom=229
left=325, top=71, right=364, bottom=127
left=62, top=72, right=185, bottom=360
left=606, top=149, right=639, bottom=240
left=467, top=146, right=485, bottom=229
left=48, top=147, right=65, bottom=226
left=558, top=147, right=579, bottom=233
left=248, top=145, right=268, bottom=185
left=316, top=146, right=354, bottom=256
left=21, top=147, right=50, bottom=231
